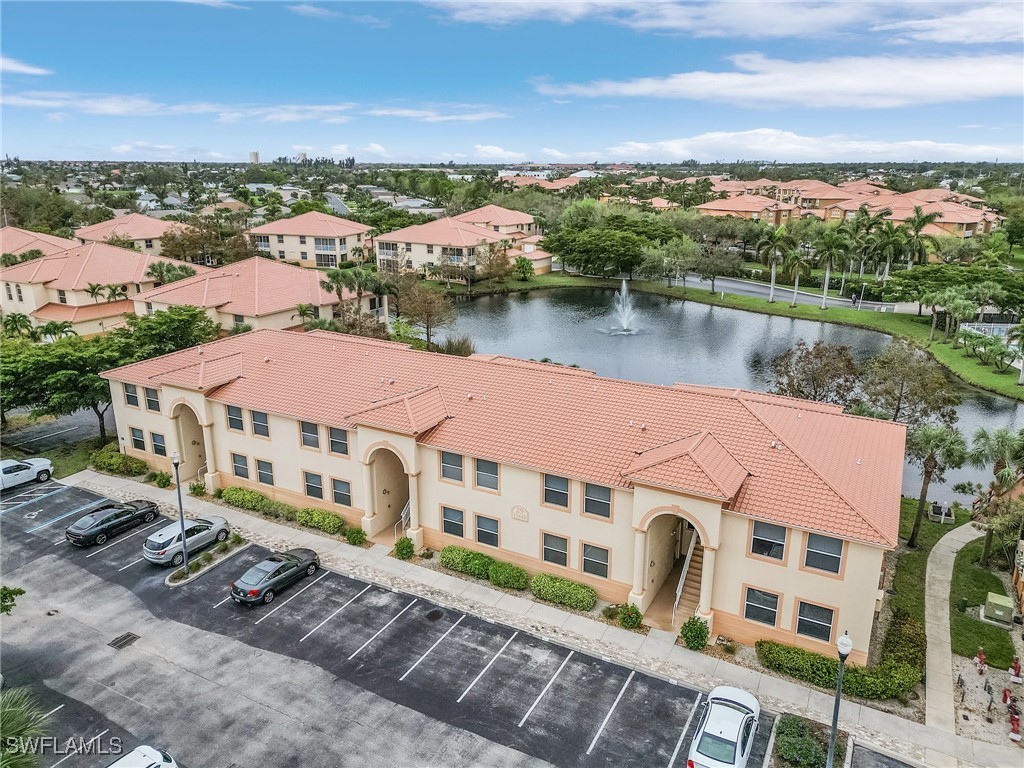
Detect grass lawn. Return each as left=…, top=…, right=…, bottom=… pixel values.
left=948, top=538, right=1016, bottom=669
left=434, top=273, right=1024, bottom=401
left=2, top=436, right=106, bottom=479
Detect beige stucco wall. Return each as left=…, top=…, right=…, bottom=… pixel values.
left=251, top=232, right=365, bottom=266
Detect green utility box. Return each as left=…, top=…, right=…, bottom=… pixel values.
left=984, top=592, right=1014, bottom=627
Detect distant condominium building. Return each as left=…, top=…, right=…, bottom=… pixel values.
left=246, top=211, right=373, bottom=268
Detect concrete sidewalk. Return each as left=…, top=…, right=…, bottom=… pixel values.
left=63, top=470, right=1022, bottom=768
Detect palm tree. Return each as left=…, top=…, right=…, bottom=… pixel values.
left=969, top=427, right=1024, bottom=566
left=902, top=206, right=941, bottom=268
left=755, top=225, right=795, bottom=303
left=814, top=227, right=850, bottom=310
left=782, top=248, right=814, bottom=308
left=866, top=221, right=906, bottom=282
left=921, top=289, right=947, bottom=341
left=292, top=303, right=318, bottom=323
left=968, top=280, right=1007, bottom=322
left=145, top=263, right=169, bottom=285
left=906, top=425, right=967, bottom=547
left=944, top=296, right=978, bottom=343
left=0, top=687, right=53, bottom=768
left=37, top=320, right=76, bottom=340
left=2, top=312, right=34, bottom=338
left=105, top=284, right=127, bottom=303
left=86, top=282, right=106, bottom=303
left=1005, top=322, right=1024, bottom=385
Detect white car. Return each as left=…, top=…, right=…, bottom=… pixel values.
left=0, top=458, right=53, bottom=490
left=104, top=746, right=177, bottom=768
left=687, top=686, right=761, bottom=768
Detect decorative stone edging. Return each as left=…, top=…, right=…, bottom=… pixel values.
left=164, top=542, right=253, bottom=588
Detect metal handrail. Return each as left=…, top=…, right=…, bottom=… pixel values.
left=671, top=533, right=698, bottom=624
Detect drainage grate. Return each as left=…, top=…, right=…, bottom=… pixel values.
left=108, top=632, right=140, bottom=650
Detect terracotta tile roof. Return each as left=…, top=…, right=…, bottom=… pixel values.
left=452, top=204, right=535, bottom=228
left=103, top=330, right=905, bottom=546
left=134, top=257, right=345, bottom=317
left=75, top=213, right=184, bottom=242
left=245, top=211, right=371, bottom=238
left=0, top=242, right=210, bottom=291
left=1, top=226, right=77, bottom=256
left=696, top=195, right=797, bottom=213
left=31, top=299, right=133, bottom=323
left=507, top=246, right=553, bottom=262
left=624, top=431, right=749, bottom=500
left=375, top=217, right=506, bottom=248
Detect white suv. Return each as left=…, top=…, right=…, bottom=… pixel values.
left=0, top=458, right=53, bottom=490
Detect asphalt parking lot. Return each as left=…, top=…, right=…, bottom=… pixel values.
left=1, top=481, right=915, bottom=768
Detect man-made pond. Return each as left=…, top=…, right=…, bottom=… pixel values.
left=447, top=288, right=1024, bottom=502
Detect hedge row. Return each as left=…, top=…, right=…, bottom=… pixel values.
left=530, top=573, right=597, bottom=611
left=297, top=507, right=346, bottom=535
left=437, top=545, right=531, bottom=593
left=774, top=714, right=845, bottom=768
left=91, top=442, right=149, bottom=476
left=880, top=608, right=927, bottom=671
left=219, top=487, right=364, bottom=545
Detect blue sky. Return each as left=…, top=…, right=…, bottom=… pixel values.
left=1, top=1, right=1022, bottom=163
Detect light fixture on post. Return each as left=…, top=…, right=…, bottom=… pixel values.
left=171, top=451, right=190, bottom=576
left=826, top=630, right=854, bottom=768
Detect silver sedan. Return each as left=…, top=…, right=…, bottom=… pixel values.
left=142, top=516, right=231, bottom=566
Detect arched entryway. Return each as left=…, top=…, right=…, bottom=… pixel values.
left=363, top=446, right=410, bottom=544
left=171, top=402, right=205, bottom=481
left=642, top=515, right=704, bottom=632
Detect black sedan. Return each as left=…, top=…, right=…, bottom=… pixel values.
left=65, top=500, right=159, bottom=546
left=230, top=548, right=320, bottom=605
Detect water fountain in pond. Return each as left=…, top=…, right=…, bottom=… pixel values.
left=609, top=279, right=638, bottom=334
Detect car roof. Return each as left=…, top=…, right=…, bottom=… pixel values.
left=708, top=686, right=759, bottom=715
left=103, top=746, right=165, bottom=768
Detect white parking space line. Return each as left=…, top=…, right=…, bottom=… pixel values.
left=457, top=631, right=519, bottom=703
left=299, top=584, right=372, bottom=642
left=213, top=595, right=233, bottom=608
left=117, top=557, right=145, bottom=572
left=399, top=614, right=465, bottom=681
left=667, top=692, right=703, bottom=768
left=1, top=486, right=72, bottom=516
left=41, top=703, right=65, bottom=718
left=50, top=729, right=109, bottom=767
left=347, top=598, right=418, bottom=661
left=25, top=499, right=103, bottom=532
left=518, top=650, right=574, bottom=728
left=254, top=572, right=329, bottom=625
left=84, top=520, right=164, bottom=557
left=586, top=670, right=635, bottom=755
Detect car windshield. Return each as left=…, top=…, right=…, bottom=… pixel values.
left=238, top=562, right=277, bottom=585
left=71, top=515, right=97, bottom=529
left=696, top=732, right=737, bottom=764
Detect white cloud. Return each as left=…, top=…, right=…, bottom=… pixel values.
left=604, top=128, right=1022, bottom=162
left=1, top=56, right=52, bottom=75
left=178, top=0, right=249, bottom=9
left=535, top=53, right=1023, bottom=108
left=46, top=112, right=66, bottom=122
left=873, top=4, right=1023, bottom=43
left=111, top=140, right=179, bottom=155
left=474, top=144, right=526, bottom=161
left=540, top=147, right=570, bottom=160
left=287, top=4, right=339, bottom=18
left=367, top=107, right=509, bottom=122
left=329, top=144, right=350, bottom=155
left=959, top=124, right=985, bottom=130
left=360, top=143, right=389, bottom=157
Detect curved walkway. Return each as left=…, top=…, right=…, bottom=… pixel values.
left=924, top=523, right=984, bottom=737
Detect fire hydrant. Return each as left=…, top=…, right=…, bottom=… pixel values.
left=1010, top=712, right=1021, bottom=742
left=1011, top=656, right=1022, bottom=684
left=976, top=647, right=988, bottom=675
left=1005, top=688, right=1014, bottom=704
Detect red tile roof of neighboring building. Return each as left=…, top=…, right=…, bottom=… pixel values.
left=376, top=217, right=506, bottom=248
left=31, top=299, right=134, bottom=323
left=134, top=257, right=346, bottom=317
left=103, top=330, right=905, bottom=546
left=75, top=213, right=184, bottom=242
left=1, top=226, right=77, bottom=256
left=452, top=204, right=535, bottom=228
left=0, top=242, right=210, bottom=291
left=696, top=195, right=797, bottom=213
left=245, top=211, right=371, bottom=238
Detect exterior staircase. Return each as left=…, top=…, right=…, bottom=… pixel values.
left=676, top=544, right=703, bottom=619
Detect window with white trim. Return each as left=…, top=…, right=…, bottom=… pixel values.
left=144, top=387, right=160, bottom=412
left=314, top=237, right=335, bottom=252
left=231, top=453, right=249, bottom=479
left=796, top=601, right=834, bottom=642
left=476, top=515, right=499, bottom=547
left=582, top=544, right=609, bottom=578
left=4, top=284, right=11, bottom=301
left=744, top=587, right=779, bottom=626
left=315, top=253, right=336, bottom=268
left=15, top=285, right=23, bottom=301
left=329, top=427, right=348, bottom=455
left=57, top=290, right=67, bottom=304
left=543, top=533, right=568, bottom=566
left=276, top=235, right=284, bottom=244
left=544, top=474, right=569, bottom=507
left=440, top=451, right=463, bottom=482
left=151, top=432, right=167, bottom=457
left=332, top=479, right=351, bottom=506
left=442, top=507, right=464, bottom=537
left=251, top=411, right=269, bottom=437
left=123, top=383, right=139, bottom=407
left=226, top=405, right=243, bottom=431
left=583, top=483, right=611, bottom=517
left=751, top=521, right=786, bottom=560
left=300, top=421, right=320, bottom=449
left=256, top=459, right=274, bottom=486
left=304, top=471, right=323, bottom=499
left=475, top=459, right=498, bottom=490
left=130, top=427, right=145, bottom=451
left=804, top=533, right=843, bottom=574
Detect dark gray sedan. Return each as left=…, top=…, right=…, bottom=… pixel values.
left=230, top=548, right=319, bottom=605
left=66, top=500, right=159, bottom=546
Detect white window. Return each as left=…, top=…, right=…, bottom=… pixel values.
left=805, top=533, right=843, bottom=574
left=278, top=250, right=285, bottom=259
left=314, top=237, right=335, bottom=252
left=276, top=235, right=284, bottom=244
left=15, top=285, right=23, bottom=301
left=231, top=453, right=249, bottom=479
left=256, top=459, right=274, bottom=486
left=299, top=236, right=306, bottom=244
left=226, top=405, right=243, bottom=431
left=544, top=474, right=569, bottom=507
left=315, top=253, right=336, bottom=268
left=300, top=252, right=308, bottom=260
left=4, top=284, right=11, bottom=300
left=796, top=601, right=834, bottom=642
left=744, top=588, right=779, bottom=626
left=58, top=290, right=67, bottom=304
left=144, top=239, right=153, bottom=249
left=332, top=479, right=352, bottom=506
left=442, top=507, right=464, bottom=537
left=582, top=544, right=609, bottom=578
left=300, top=421, right=320, bottom=449
left=145, top=302, right=153, bottom=315
left=123, top=383, right=139, bottom=407
left=304, top=471, right=323, bottom=499
left=475, top=459, right=498, bottom=490
left=543, top=533, right=568, bottom=566
left=426, top=245, right=434, bottom=255
left=440, top=451, right=463, bottom=482
left=130, top=427, right=145, bottom=451
left=751, top=522, right=786, bottom=560
left=583, top=483, right=611, bottom=517
left=255, top=235, right=270, bottom=250
left=329, top=427, right=348, bottom=455
left=151, top=432, right=167, bottom=457
left=476, top=515, right=499, bottom=547
left=233, top=314, right=245, bottom=328
left=144, top=387, right=160, bottom=412
left=251, top=411, right=269, bottom=437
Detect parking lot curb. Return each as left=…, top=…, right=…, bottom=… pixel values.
left=164, top=542, right=253, bottom=589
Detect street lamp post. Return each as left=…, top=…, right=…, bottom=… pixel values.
left=171, top=452, right=190, bottom=575
left=826, top=631, right=854, bottom=768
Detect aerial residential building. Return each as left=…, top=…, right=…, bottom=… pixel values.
left=0, top=242, right=210, bottom=337
left=452, top=204, right=538, bottom=235
left=819, top=196, right=1003, bottom=238
left=0, top=226, right=77, bottom=257
left=102, top=330, right=904, bottom=664
left=75, top=213, right=187, bottom=256
left=374, top=217, right=506, bottom=273
left=506, top=235, right=553, bottom=274
left=694, top=195, right=798, bottom=226
left=245, top=211, right=373, bottom=268
left=132, top=257, right=384, bottom=331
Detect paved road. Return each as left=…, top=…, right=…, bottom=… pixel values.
left=325, top=192, right=350, bottom=215
left=2, top=408, right=115, bottom=452
left=679, top=274, right=898, bottom=312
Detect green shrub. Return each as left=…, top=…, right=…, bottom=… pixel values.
left=345, top=527, right=366, bottom=546
left=681, top=616, right=710, bottom=650
left=187, top=561, right=202, bottom=574
left=144, top=471, right=157, bottom=483
left=169, top=569, right=187, bottom=583
left=420, top=549, right=433, bottom=559
left=774, top=714, right=845, bottom=767
left=213, top=488, right=224, bottom=499
left=189, top=481, right=206, bottom=497
left=438, top=545, right=494, bottom=580
left=530, top=573, right=597, bottom=611
left=881, top=608, right=926, bottom=670
left=220, top=486, right=297, bottom=520
left=198, top=552, right=214, bottom=566
left=153, top=471, right=172, bottom=488
left=91, top=442, right=149, bottom=476
left=214, top=541, right=229, bottom=555
left=601, top=604, right=622, bottom=621
left=721, top=640, right=738, bottom=655
left=228, top=533, right=243, bottom=547
left=394, top=536, right=415, bottom=560
left=618, top=603, right=644, bottom=630
left=296, top=507, right=346, bottom=535
left=755, top=640, right=921, bottom=700
left=488, top=561, right=529, bottom=590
